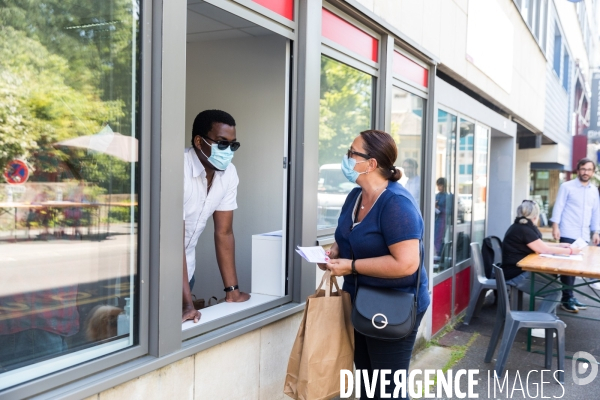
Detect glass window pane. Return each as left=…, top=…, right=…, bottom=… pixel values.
left=433, top=110, right=456, bottom=275
left=391, top=87, right=425, bottom=210
left=456, top=119, right=474, bottom=263
left=318, top=55, right=373, bottom=230
left=472, top=125, right=489, bottom=246
left=0, top=0, right=140, bottom=389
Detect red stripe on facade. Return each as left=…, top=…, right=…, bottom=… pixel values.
left=454, top=266, right=471, bottom=315
left=252, top=0, right=294, bottom=21
left=432, top=277, right=452, bottom=335
left=321, top=8, right=379, bottom=63
left=393, top=51, right=429, bottom=88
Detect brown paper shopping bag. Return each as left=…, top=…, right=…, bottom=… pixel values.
left=284, top=271, right=354, bottom=400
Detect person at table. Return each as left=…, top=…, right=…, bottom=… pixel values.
left=502, top=200, right=581, bottom=314
left=182, top=110, right=250, bottom=324
left=319, top=129, right=429, bottom=399
left=550, top=157, right=600, bottom=313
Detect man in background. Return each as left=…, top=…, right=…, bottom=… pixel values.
left=550, top=157, right=600, bottom=313
left=402, top=158, right=421, bottom=206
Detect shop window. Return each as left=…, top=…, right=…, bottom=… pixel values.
left=553, top=25, right=562, bottom=76
left=183, top=2, right=290, bottom=332
left=317, top=56, right=373, bottom=231
left=455, top=119, right=474, bottom=263
left=562, top=50, right=570, bottom=91
left=391, top=87, right=425, bottom=209
left=433, top=110, right=456, bottom=275
left=0, top=0, right=140, bottom=390
left=471, top=125, right=489, bottom=246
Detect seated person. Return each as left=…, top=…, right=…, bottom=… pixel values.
left=501, top=200, right=581, bottom=314
left=182, top=110, right=250, bottom=324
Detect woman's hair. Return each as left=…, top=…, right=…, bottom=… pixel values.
left=516, top=200, right=540, bottom=224
left=359, top=130, right=402, bottom=182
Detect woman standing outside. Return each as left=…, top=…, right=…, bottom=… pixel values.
left=320, top=130, right=430, bottom=399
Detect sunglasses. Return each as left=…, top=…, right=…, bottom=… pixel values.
left=522, top=199, right=535, bottom=205
left=347, top=149, right=371, bottom=160
left=203, top=136, right=241, bottom=151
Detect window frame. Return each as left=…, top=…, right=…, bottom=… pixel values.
left=0, top=0, right=152, bottom=396
left=180, top=0, right=298, bottom=342
left=316, top=4, right=381, bottom=237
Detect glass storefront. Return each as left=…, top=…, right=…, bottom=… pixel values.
left=433, top=110, right=456, bottom=274
left=0, top=0, right=140, bottom=389
left=455, top=119, right=474, bottom=263
left=317, top=55, right=373, bottom=231
left=472, top=124, right=490, bottom=246
left=391, top=87, right=425, bottom=210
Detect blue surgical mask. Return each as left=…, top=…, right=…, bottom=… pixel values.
left=341, top=155, right=367, bottom=183
left=201, top=137, right=234, bottom=170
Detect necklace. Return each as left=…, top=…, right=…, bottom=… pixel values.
left=360, top=184, right=386, bottom=209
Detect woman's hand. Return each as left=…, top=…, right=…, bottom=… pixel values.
left=326, top=258, right=352, bottom=276
left=570, top=246, right=582, bottom=255
left=318, top=242, right=339, bottom=271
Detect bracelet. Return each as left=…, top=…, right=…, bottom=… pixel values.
left=351, top=260, right=357, bottom=275
left=224, top=285, right=239, bottom=292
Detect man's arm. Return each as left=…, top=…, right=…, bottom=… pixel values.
left=213, top=210, right=250, bottom=302
left=591, top=194, right=600, bottom=245
left=551, top=184, right=567, bottom=241
left=182, top=226, right=200, bottom=323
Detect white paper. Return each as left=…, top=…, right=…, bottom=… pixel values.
left=295, top=246, right=328, bottom=263
left=571, top=238, right=588, bottom=249
left=539, top=254, right=583, bottom=261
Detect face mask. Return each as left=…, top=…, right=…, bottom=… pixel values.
left=341, top=154, right=368, bottom=183
left=200, top=137, right=234, bottom=171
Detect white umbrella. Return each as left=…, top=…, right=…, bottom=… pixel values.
left=55, top=125, right=138, bottom=162
left=54, top=125, right=138, bottom=239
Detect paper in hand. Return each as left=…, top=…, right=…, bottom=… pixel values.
left=296, top=246, right=329, bottom=263
left=571, top=238, right=588, bottom=249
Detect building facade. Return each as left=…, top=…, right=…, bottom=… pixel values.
left=0, top=0, right=591, bottom=398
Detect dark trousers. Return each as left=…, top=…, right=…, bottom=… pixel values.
left=189, top=275, right=196, bottom=292
left=559, top=237, right=576, bottom=301
left=354, top=311, right=426, bottom=399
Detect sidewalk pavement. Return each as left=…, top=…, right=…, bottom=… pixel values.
left=413, top=280, right=600, bottom=399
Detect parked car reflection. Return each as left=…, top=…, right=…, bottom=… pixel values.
left=317, top=164, right=356, bottom=229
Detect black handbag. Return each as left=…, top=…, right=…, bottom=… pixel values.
left=350, top=243, right=422, bottom=341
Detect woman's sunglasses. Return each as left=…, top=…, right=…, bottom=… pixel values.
left=347, top=149, right=371, bottom=159
left=203, top=136, right=241, bottom=151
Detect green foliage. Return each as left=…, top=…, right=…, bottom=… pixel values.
left=0, top=0, right=138, bottom=193
left=319, top=56, right=373, bottom=166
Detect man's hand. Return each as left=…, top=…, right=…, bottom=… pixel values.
left=593, top=232, right=600, bottom=246
left=182, top=305, right=200, bottom=323
left=552, top=223, right=560, bottom=241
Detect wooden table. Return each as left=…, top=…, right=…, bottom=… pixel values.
left=518, top=246, right=600, bottom=279
left=517, top=246, right=600, bottom=351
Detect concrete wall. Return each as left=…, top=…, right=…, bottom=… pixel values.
left=487, top=134, right=516, bottom=238
left=356, top=0, right=547, bottom=132
left=185, top=34, right=289, bottom=300
left=85, top=312, right=303, bottom=400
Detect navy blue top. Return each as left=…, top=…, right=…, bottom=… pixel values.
left=336, top=181, right=430, bottom=314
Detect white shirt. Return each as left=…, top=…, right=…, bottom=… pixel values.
left=183, top=147, right=238, bottom=280
left=550, top=178, right=600, bottom=241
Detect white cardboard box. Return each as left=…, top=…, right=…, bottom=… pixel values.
left=251, top=232, right=284, bottom=296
